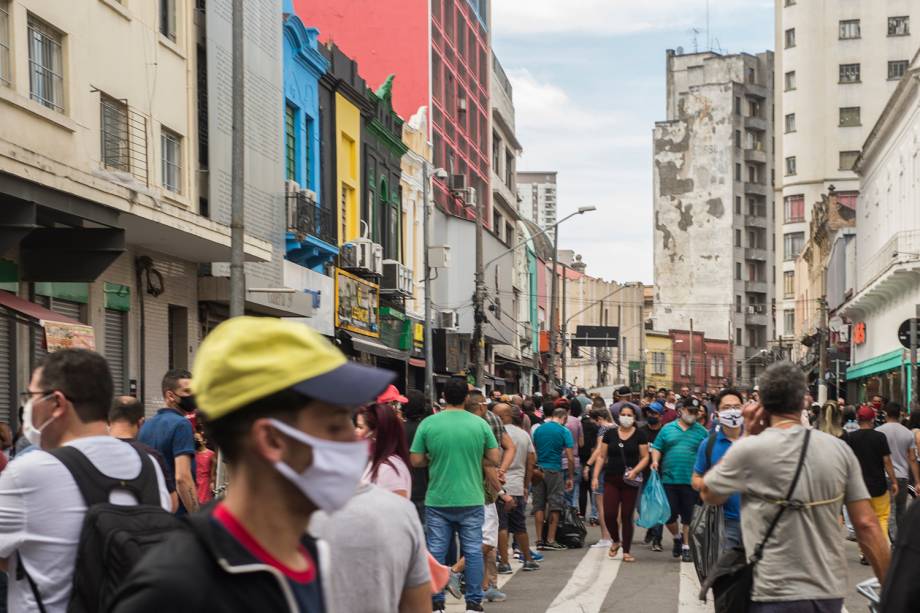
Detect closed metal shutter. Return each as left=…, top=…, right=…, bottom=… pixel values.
left=104, top=309, right=127, bottom=394
left=0, top=318, right=12, bottom=425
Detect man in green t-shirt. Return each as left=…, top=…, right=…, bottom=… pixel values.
left=650, top=398, right=708, bottom=562
left=410, top=378, right=500, bottom=613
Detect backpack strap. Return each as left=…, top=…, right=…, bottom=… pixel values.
left=16, top=551, right=47, bottom=613
left=705, top=431, right=718, bottom=468
left=50, top=444, right=161, bottom=507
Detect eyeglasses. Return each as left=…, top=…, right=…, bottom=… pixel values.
left=19, top=390, right=54, bottom=405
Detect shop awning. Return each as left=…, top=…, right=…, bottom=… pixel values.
left=847, top=348, right=905, bottom=380
left=408, top=358, right=426, bottom=368
left=0, top=290, right=82, bottom=325
left=348, top=333, right=410, bottom=361
left=0, top=290, right=95, bottom=350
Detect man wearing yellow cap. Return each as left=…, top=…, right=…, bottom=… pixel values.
left=110, top=317, right=394, bottom=613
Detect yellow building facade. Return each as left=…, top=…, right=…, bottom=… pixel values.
left=335, top=92, right=361, bottom=245
left=645, top=330, right=673, bottom=390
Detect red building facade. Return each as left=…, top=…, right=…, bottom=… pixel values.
left=293, top=0, right=492, bottom=226
left=670, top=330, right=732, bottom=390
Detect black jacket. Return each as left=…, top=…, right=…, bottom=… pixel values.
left=108, top=507, right=327, bottom=613
left=880, top=495, right=920, bottom=612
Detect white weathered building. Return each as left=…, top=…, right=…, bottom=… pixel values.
left=516, top=171, right=557, bottom=240
left=652, top=49, right=774, bottom=386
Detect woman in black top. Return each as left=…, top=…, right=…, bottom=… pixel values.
left=591, top=405, right=649, bottom=561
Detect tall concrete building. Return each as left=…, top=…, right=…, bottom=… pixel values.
left=516, top=171, right=558, bottom=239
left=774, top=2, right=920, bottom=344
left=652, top=50, right=775, bottom=386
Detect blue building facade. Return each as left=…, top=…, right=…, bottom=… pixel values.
left=282, top=4, right=336, bottom=272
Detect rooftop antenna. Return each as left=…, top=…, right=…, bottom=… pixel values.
left=706, top=0, right=711, bottom=51
left=690, top=28, right=701, bottom=53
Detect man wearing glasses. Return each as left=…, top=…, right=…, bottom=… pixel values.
left=0, top=349, right=170, bottom=613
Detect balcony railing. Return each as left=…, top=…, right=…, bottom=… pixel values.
left=286, top=190, right=337, bottom=246
left=860, top=230, right=920, bottom=290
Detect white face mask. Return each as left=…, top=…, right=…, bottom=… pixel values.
left=269, top=418, right=369, bottom=513
left=619, top=415, right=635, bottom=429
left=719, top=408, right=743, bottom=429
left=22, top=395, right=57, bottom=448
left=680, top=412, right=698, bottom=425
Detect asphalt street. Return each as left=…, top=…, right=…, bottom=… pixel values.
left=444, top=523, right=877, bottom=613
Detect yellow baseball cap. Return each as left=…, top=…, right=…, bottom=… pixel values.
left=192, top=317, right=394, bottom=420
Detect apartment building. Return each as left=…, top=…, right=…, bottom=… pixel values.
left=774, top=1, right=920, bottom=345
left=516, top=171, right=558, bottom=239
left=652, top=49, right=775, bottom=386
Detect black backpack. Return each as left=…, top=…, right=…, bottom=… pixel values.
left=18, top=444, right=185, bottom=613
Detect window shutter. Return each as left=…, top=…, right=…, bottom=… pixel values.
left=104, top=309, right=128, bottom=394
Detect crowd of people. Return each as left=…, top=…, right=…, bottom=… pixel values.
left=0, top=316, right=917, bottom=612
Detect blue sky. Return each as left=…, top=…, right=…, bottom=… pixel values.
left=491, top=0, right=774, bottom=283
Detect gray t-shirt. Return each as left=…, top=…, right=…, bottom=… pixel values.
left=504, top=424, right=534, bottom=497
left=876, top=422, right=916, bottom=480
left=704, top=425, right=869, bottom=602
left=310, top=484, right=430, bottom=612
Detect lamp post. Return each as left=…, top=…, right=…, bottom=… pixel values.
left=423, top=163, right=448, bottom=407
left=546, top=206, right=596, bottom=393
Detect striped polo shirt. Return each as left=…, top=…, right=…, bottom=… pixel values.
left=651, top=420, right=708, bottom=485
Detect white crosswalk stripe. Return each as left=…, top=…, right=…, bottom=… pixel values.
left=444, top=557, right=525, bottom=612
left=545, top=548, right=622, bottom=612
left=678, top=562, right=714, bottom=613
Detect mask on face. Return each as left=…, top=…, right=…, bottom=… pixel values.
left=619, top=415, right=635, bottom=428
left=22, top=395, right=57, bottom=448
left=177, top=395, right=197, bottom=413
left=645, top=414, right=660, bottom=425
left=680, top=412, right=698, bottom=425
left=719, top=408, right=743, bottom=429
left=269, top=418, right=369, bottom=513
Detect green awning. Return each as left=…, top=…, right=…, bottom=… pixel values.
left=847, top=348, right=905, bottom=380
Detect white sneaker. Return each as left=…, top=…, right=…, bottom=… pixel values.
left=590, top=539, right=613, bottom=549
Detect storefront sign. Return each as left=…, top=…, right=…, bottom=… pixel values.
left=413, top=322, right=424, bottom=347
left=853, top=322, right=866, bottom=345
left=334, top=269, right=379, bottom=338
left=42, top=320, right=96, bottom=351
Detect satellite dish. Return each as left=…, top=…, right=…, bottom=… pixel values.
left=676, top=46, right=684, bottom=55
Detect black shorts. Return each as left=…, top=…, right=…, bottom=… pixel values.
left=665, top=483, right=698, bottom=525
left=497, top=496, right=527, bottom=535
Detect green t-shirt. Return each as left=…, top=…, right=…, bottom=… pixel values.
left=650, top=420, right=708, bottom=485
left=410, top=409, right=498, bottom=507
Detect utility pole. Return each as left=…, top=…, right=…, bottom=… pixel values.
left=561, top=263, right=567, bottom=391
left=638, top=302, right=646, bottom=390
left=689, top=318, right=694, bottom=390
left=818, top=297, right=828, bottom=404
left=547, top=226, right=560, bottom=393
left=470, top=188, right=485, bottom=389
left=422, top=164, right=434, bottom=406
left=912, top=305, right=919, bottom=412
left=616, top=304, right=623, bottom=381
left=229, top=0, right=245, bottom=318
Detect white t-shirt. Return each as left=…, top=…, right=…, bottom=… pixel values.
left=0, top=436, right=171, bottom=613
left=364, top=455, right=411, bottom=495
left=504, top=424, right=534, bottom=497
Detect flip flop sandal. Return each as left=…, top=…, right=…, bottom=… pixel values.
left=623, top=553, right=636, bottom=563
left=608, top=543, right=621, bottom=558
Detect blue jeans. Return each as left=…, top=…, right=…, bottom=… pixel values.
left=564, top=471, right=580, bottom=508
left=723, top=517, right=742, bottom=551
left=426, top=506, right=485, bottom=606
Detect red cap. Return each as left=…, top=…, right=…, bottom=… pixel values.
left=856, top=405, right=876, bottom=423
left=376, top=384, right=408, bottom=404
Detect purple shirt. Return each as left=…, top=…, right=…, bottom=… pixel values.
left=562, top=415, right=583, bottom=469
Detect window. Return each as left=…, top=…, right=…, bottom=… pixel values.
left=718, top=358, right=724, bottom=378
left=783, top=271, right=795, bottom=298
left=168, top=305, right=189, bottom=370
left=889, top=60, right=909, bottom=80
left=839, top=63, right=860, bottom=83
left=839, top=19, right=861, bottom=39
left=735, top=163, right=741, bottom=181
left=735, top=262, right=742, bottom=280
left=734, top=96, right=741, bottom=115
left=888, top=16, right=910, bottom=37
left=0, top=2, right=10, bottom=86
left=839, top=106, right=860, bottom=127
left=159, top=0, right=176, bottom=41
left=710, top=358, right=717, bottom=378
left=784, top=28, right=796, bottom=48
left=839, top=150, right=859, bottom=171
left=783, top=309, right=795, bottom=333
left=784, top=194, right=805, bottom=222
left=837, top=191, right=858, bottom=209
left=784, top=71, right=796, bottom=91
left=304, top=117, right=313, bottom=190
left=27, top=15, right=64, bottom=112
left=101, top=95, right=129, bottom=172
left=492, top=132, right=501, bottom=172
left=680, top=355, right=688, bottom=377
left=785, top=156, right=797, bottom=176
left=652, top=352, right=666, bottom=375
left=784, top=232, right=805, bottom=260
left=746, top=67, right=756, bottom=84
left=735, top=229, right=742, bottom=247
left=735, top=130, right=742, bottom=149
left=735, top=295, right=742, bottom=313
left=784, top=113, right=796, bottom=133
left=161, top=128, right=181, bottom=193
left=784, top=0, right=795, bottom=5
left=736, top=329, right=743, bottom=348
left=735, top=196, right=741, bottom=214
left=284, top=104, right=296, bottom=182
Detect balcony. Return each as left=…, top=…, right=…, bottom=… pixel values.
left=745, top=215, right=768, bottom=229
left=285, top=189, right=338, bottom=271
left=744, top=83, right=770, bottom=100
left=744, top=280, right=767, bottom=294
left=744, top=310, right=769, bottom=327
left=744, top=182, right=768, bottom=197
left=745, top=247, right=769, bottom=261
left=843, top=230, right=920, bottom=319
left=744, top=148, right=767, bottom=164
left=860, top=231, right=920, bottom=290
left=744, top=116, right=768, bottom=132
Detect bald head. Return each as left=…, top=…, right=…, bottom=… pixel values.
left=511, top=395, right=523, bottom=407
left=493, top=402, right=512, bottom=424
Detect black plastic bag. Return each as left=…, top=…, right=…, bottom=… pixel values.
left=556, top=506, right=587, bottom=549
left=690, top=503, right=724, bottom=583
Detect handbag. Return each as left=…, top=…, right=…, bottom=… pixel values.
left=700, top=428, right=812, bottom=613
left=618, top=435, right=644, bottom=488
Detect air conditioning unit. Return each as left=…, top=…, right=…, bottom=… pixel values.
left=428, top=245, right=451, bottom=269
left=437, top=310, right=459, bottom=330
left=450, top=174, right=467, bottom=191
left=458, top=97, right=467, bottom=113
left=746, top=306, right=756, bottom=314
left=380, top=260, right=413, bottom=296
left=754, top=304, right=766, bottom=314
left=465, top=187, right=478, bottom=208
left=340, top=238, right=383, bottom=276
left=284, top=180, right=301, bottom=195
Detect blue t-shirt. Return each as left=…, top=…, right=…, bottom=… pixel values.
left=694, top=430, right=741, bottom=520
left=139, top=408, right=196, bottom=512
left=532, top=421, right=574, bottom=471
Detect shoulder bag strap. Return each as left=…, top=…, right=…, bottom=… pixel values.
left=16, top=551, right=47, bottom=613
left=751, top=428, right=811, bottom=563
left=705, top=431, right=718, bottom=467
left=616, top=429, right=631, bottom=469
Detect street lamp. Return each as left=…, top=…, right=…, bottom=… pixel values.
left=547, top=206, right=597, bottom=392
left=423, top=163, right=448, bottom=406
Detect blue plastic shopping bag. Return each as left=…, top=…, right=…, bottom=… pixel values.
left=637, top=470, right=671, bottom=528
